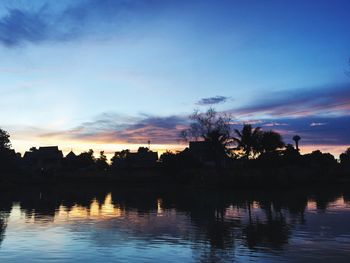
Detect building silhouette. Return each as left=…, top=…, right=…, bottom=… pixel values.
left=125, top=148, right=158, bottom=168
left=23, top=146, right=63, bottom=171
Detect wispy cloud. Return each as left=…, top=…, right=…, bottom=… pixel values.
left=40, top=112, right=189, bottom=145
left=260, top=116, right=350, bottom=146
left=5, top=111, right=350, bottom=157
left=233, top=83, right=350, bottom=118
left=34, top=110, right=350, bottom=149
left=196, top=96, right=229, bottom=105
left=0, top=0, right=164, bottom=47
left=0, top=8, right=48, bottom=46
left=263, top=122, right=289, bottom=127
left=310, top=122, right=327, bottom=127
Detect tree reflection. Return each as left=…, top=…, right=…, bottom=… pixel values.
left=0, top=196, right=12, bottom=247
left=0, top=186, right=348, bottom=259
left=0, top=214, right=6, bottom=247
left=243, top=211, right=290, bottom=249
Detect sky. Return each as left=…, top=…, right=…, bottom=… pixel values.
left=0, top=0, right=349, bottom=157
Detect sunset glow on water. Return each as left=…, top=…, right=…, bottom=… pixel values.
left=1, top=188, right=350, bottom=262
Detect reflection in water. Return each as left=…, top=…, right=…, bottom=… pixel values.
left=0, top=187, right=350, bottom=262
left=56, top=194, right=123, bottom=221
left=0, top=196, right=11, bottom=248
left=0, top=214, right=7, bottom=247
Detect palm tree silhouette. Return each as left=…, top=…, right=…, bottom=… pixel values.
left=292, top=135, right=301, bottom=151
left=233, top=124, right=261, bottom=158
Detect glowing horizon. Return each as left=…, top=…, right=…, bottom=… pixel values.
left=9, top=134, right=350, bottom=160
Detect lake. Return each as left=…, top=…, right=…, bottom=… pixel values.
left=0, top=186, right=350, bottom=262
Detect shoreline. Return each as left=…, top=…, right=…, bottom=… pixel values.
left=1, top=166, right=350, bottom=190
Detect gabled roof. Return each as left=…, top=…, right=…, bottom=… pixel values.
left=39, top=147, right=62, bottom=157
left=38, top=146, right=60, bottom=152
left=24, top=146, right=63, bottom=159
left=66, top=151, right=77, bottom=158
left=66, top=151, right=77, bottom=159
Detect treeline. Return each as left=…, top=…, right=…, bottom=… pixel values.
left=0, top=108, right=350, bottom=186
left=162, top=109, right=350, bottom=169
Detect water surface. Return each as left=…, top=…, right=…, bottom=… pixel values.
left=0, top=187, right=350, bottom=262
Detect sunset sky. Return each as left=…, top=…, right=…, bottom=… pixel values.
left=0, top=0, right=349, bottom=157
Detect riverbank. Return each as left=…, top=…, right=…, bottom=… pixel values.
left=1, top=165, right=349, bottom=189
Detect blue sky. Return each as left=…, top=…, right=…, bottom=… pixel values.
left=0, top=0, right=349, bottom=155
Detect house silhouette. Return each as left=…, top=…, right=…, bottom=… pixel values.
left=23, top=146, right=63, bottom=171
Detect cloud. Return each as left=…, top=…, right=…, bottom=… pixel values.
left=0, top=8, right=48, bottom=46
left=40, top=113, right=189, bottom=145
left=227, top=115, right=350, bottom=147
left=196, top=96, right=229, bottom=105
left=36, top=109, right=350, bottom=151
left=258, top=116, right=350, bottom=146
left=0, top=0, right=165, bottom=46
left=234, top=83, right=350, bottom=118
left=5, top=111, right=350, bottom=157
left=263, top=122, right=289, bottom=127
left=310, top=122, right=327, bottom=127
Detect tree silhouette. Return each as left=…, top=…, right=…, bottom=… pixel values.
left=96, top=151, right=108, bottom=171
left=340, top=148, right=350, bottom=167
left=181, top=108, right=232, bottom=146
left=29, top=147, right=37, bottom=152
left=0, top=128, right=19, bottom=172
left=292, top=135, right=301, bottom=151
left=303, top=150, right=337, bottom=167
left=159, top=150, right=175, bottom=162
left=138, top=147, right=150, bottom=153
left=111, top=149, right=130, bottom=167
left=181, top=108, right=233, bottom=160
left=0, top=128, right=11, bottom=150
left=258, top=131, right=285, bottom=154
left=281, top=144, right=300, bottom=163
left=112, top=150, right=130, bottom=160
left=76, top=149, right=95, bottom=168
left=233, top=124, right=261, bottom=158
